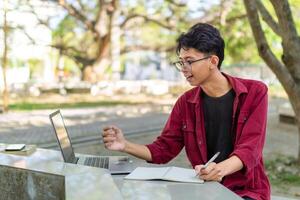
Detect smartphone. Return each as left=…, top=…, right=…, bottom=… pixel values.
left=5, top=144, right=26, bottom=151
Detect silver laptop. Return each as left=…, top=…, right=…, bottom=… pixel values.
left=49, top=110, right=134, bottom=174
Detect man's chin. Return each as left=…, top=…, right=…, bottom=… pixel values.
left=186, top=79, right=201, bottom=87
left=187, top=82, right=198, bottom=87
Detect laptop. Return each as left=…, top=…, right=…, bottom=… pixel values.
left=49, top=110, right=134, bottom=174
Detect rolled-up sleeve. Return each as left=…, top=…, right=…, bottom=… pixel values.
left=231, top=85, right=268, bottom=174
left=146, top=96, right=184, bottom=164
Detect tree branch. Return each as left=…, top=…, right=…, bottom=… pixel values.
left=165, top=0, right=186, bottom=7
left=219, top=0, right=234, bottom=25
left=270, top=0, right=299, bottom=42
left=192, top=2, right=233, bottom=26
left=269, top=0, right=300, bottom=73
left=225, top=14, right=247, bottom=24
left=15, top=25, right=37, bottom=45
left=26, top=0, right=51, bottom=27
left=121, top=13, right=175, bottom=30
left=50, top=43, right=95, bottom=67
left=76, top=0, right=86, bottom=11
left=243, top=0, right=298, bottom=98
left=58, top=0, right=95, bottom=32
left=255, top=0, right=281, bottom=36
left=121, top=45, right=175, bottom=55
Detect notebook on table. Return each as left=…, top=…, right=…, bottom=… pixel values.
left=124, top=166, right=204, bottom=183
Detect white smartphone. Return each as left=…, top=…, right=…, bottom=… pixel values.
left=5, top=144, right=26, bottom=151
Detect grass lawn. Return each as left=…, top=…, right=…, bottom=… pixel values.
left=3, top=93, right=174, bottom=111
left=8, top=100, right=139, bottom=111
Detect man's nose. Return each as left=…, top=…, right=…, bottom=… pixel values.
left=181, top=66, right=189, bottom=73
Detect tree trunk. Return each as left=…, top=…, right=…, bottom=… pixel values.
left=92, top=0, right=117, bottom=81
left=243, top=0, right=300, bottom=163
left=110, top=3, right=121, bottom=80
left=298, top=123, right=300, bottom=164
left=291, top=97, right=300, bottom=164
left=1, top=0, right=9, bottom=113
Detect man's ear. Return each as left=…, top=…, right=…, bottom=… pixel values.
left=210, top=56, right=219, bottom=69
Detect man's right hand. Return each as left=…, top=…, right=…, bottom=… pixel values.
left=102, top=125, right=126, bottom=151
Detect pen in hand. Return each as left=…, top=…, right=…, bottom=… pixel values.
left=195, top=151, right=220, bottom=177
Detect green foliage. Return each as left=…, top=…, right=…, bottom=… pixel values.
left=290, top=0, right=300, bottom=34
left=63, top=58, right=80, bottom=74
left=27, top=58, right=43, bottom=79
left=51, top=0, right=190, bottom=74
left=52, top=15, right=76, bottom=38
left=7, top=59, right=26, bottom=68
left=213, top=0, right=300, bottom=66
left=219, top=0, right=261, bottom=65
left=52, top=14, right=97, bottom=70
left=265, top=156, right=300, bottom=186
left=50, top=0, right=300, bottom=72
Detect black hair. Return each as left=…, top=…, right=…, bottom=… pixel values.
left=176, top=23, right=225, bottom=69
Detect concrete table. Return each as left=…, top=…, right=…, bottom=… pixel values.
left=0, top=146, right=242, bottom=200
left=0, top=146, right=121, bottom=200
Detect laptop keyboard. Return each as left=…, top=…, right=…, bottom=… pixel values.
left=84, top=157, right=109, bottom=169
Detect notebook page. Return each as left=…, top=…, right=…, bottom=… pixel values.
left=163, top=167, right=204, bottom=183
left=124, top=167, right=170, bottom=180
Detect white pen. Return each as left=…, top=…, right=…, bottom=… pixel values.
left=195, top=151, right=220, bottom=177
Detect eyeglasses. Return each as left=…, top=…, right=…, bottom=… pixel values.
left=173, top=56, right=211, bottom=71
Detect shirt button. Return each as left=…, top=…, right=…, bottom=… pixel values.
left=198, top=141, right=202, bottom=145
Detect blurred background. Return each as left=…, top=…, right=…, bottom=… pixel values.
left=1, top=0, right=300, bottom=199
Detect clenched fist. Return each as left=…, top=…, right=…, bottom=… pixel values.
left=102, top=125, right=126, bottom=151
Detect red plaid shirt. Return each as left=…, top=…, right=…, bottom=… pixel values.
left=146, top=73, right=270, bottom=200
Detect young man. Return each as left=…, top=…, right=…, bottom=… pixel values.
left=102, top=23, right=270, bottom=200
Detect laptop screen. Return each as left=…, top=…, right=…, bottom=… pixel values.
left=49, top=110, right=76, bottom=163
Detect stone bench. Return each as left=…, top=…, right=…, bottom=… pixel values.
left=278, top=103, right=296, bottom=124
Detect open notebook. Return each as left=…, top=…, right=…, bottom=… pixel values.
left=124, top=166, right=204, bottom=184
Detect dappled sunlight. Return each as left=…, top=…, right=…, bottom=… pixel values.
left=0, top=95, right=173, bottom=145
left=0, top=93, right=175, bottom=123
left=0, top=113, right=53, bottom=128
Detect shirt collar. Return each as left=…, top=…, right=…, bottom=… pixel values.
left=187, top=72, right=248, bottom=104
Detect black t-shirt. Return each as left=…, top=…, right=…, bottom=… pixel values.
left=202, top=89, right=235, bottom=163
